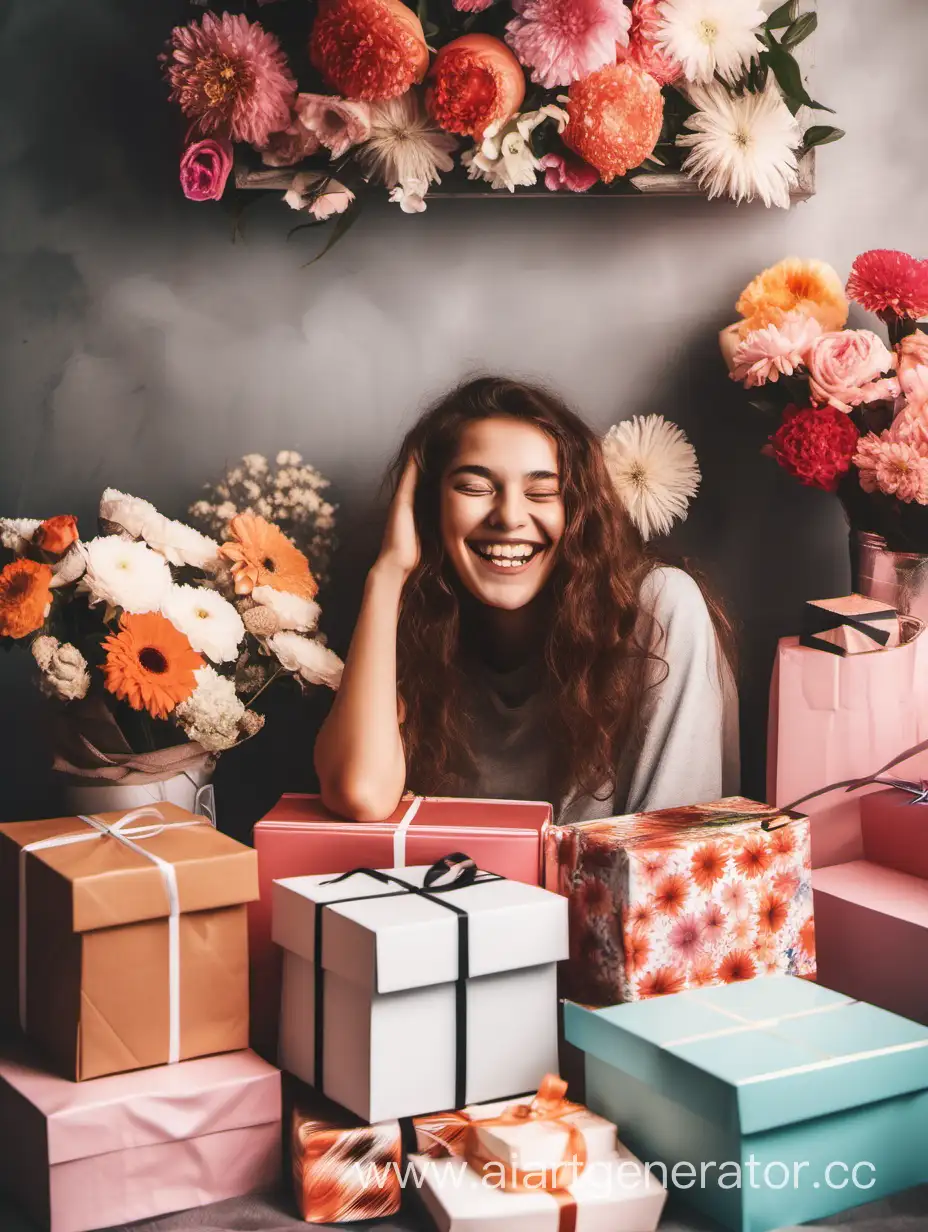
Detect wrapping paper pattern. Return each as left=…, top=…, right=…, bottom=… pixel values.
left=546, top=797, right=815, bottom=1006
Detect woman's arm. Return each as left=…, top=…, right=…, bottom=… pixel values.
left=624, top=567, right=740, bottom=814
left=313, top=460, right=420, bottom=821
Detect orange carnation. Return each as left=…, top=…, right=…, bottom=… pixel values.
left=102, top=611, right=203, bottom=720
left=427, top=34, right=525, bottom=138
left=37, top=514, right=79, bottom=555
left=563, top=62, right=663, bottom=184
left=220, top=512, right=318, bottom=599
left=0, top=559, right=53, bottom=639
left=310, top=0, right=429, bottom=102
left=736, top=258, right=849, bottom=338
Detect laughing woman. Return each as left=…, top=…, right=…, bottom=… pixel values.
left=314, top=377, right=739, bottom=824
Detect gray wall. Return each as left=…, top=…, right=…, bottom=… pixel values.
left=1, top=1, right=925, bottom=835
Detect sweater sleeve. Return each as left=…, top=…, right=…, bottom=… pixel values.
left=622, top=566, right=740, bottom=814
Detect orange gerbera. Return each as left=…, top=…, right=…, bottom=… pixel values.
left=691, top=841, right=729, bottom=891
left=636, top=965, right=685, bottom=1000
left=690, top=958, right=716, bottom=988
left=623, top=925, right=651, bottom=977
left=769, top=825, right=797, bottom=859
left=734, top=838, right=772, bottom=880
left=219, top=512, right=318, bottom=599
left=626, top=900, right=654, bottom=929
left=652, top=873, right=688, bottom=917
left=736, top=257, right=849, bottom=337
left=717, top=950, right=757, bottom=984
left=102, top=612, right=203, bottom=719
left=0, top=559, right=53, bottom=639
left=757, top=890, right=790, bottom=936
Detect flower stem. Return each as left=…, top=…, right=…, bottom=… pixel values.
left=244, top=666, right=284, bottom=710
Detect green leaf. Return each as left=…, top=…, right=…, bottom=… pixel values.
left=802, top=124, right=846, bottom=150
left=763, top=44, right=814, bottom=106
left=765, top=0, right=799, bottom=31
left=782, top=11, right=817, bottom=47
left=303, top=206, right=362, bottom=266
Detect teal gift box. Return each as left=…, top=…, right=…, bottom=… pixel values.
left=565, top=976, right=928, bottom=1232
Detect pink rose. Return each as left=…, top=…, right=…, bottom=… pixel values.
left=295, top=93, right=371, bottom=160
left=539, top=152, right=598, bottom=193
left=897, top=331, right=928, bottom=409
left=180, top=138, right=233, bottom=202
left=806, top=329, right=896, bottom=413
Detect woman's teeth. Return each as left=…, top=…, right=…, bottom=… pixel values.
left=470, top=543, right=540, bottom=568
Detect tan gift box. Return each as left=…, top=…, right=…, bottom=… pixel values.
left=0, top=803, right=259, bottom=1081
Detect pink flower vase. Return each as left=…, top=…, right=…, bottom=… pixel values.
left=851, top=530, right=928, bottom=627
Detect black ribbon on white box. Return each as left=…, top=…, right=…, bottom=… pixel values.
left=311, top=853, right=505, bottom=1110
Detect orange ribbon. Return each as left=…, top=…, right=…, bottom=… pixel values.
left=463, top=1075, right=587, bottom=1232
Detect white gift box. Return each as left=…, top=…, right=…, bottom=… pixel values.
left=469, top=1099, right=617, bottom=1173
left=272, top=862, right=569, bottom=1122
left=410, top=1142, right=667, bottom=1232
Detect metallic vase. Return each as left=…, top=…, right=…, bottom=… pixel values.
left=851, top=530, right=928, bottom=624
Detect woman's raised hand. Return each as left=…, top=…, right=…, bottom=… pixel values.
left=377, top=456, right=421, bottom=581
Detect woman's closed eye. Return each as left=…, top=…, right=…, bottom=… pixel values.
left=455, top=483, right=495, bottom=497
left=526, top=488, right=561, bottom=501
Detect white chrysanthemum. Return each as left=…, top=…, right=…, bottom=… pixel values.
left=0, top=517, right=40, bottom=554
left=100, top=488, right=219, bottom=569
left=268, top=631, right=343, bottom=690
left=31, top=635, right=90, bottom=701
left=174, top=665, right=247, bottom=753
left=656, top=0, right=764, bottom=83
left=252, top=584, right=320, bottom=633
left=356, top=91, right=457, bottom=204
left=677, top=82, right=801, bottom=209
left=602, top=415, right=701, bottom=541
left=162, top=584, right=245, bottom=663
left=80, top=536, right=172, bottom=613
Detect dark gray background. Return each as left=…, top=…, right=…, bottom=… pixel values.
left=1, top=0, right=926, bottom=841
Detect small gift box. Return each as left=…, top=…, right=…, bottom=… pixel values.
left=273, top=857, right=568, bottom=1122
left=290, top=1078, right=617, bottom=1223
left=565, top=976, right=928, bottom=1232
left=544, top=797, right=814, bottom=1007
left=250, top=794, right=551, bottom=1059
left=801, top=594, right=900, bottom=656
left=860, top=785, right=928, bottom=878
left=0, top=803, right=258, bottom=1080
left=0, top=1042, right=281, bottom=1232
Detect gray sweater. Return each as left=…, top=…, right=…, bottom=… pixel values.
left=458, top=567, right=740, bottom=823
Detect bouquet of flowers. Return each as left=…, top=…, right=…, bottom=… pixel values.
left=189, top=451, right=337, bottom=591
left=0, top=491, right=342, bottom=783
left=722, top=250, right=928, bottom=551
left=162, top=0, right=839, bottom=230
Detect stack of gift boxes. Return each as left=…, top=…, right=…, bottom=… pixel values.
left=4, top=659, right=928, bottom=1232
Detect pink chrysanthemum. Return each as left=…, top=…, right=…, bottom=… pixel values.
left=891, top=404, right=928, bottom=450
left=730, top=311, right=821, bottom=388
left=618, top=0, right=684, bottom=86
left=846, top=250, right=928, bottom=321
left=854, top=432, right=928, bottom=504
left=506, top=0, right=632, bottom=89
left=165, top=12, right=296, bottom=147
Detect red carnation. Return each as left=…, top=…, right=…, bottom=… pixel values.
left=310, top=0, right=429, bottom=102
left=768, top=405, right=860, bottom=493
left=846, top=249, right=928, bottom=321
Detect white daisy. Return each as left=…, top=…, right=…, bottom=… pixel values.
left=656, top=0, right=765, bottom=83
left=602, top=415, right=701, bottom=541
left=100, top=488, right=219, bottom=569
left=356, top=90, right=457, bottom=203
left=0, top=517, right=40, bottom=554
left=162, top=584, right=245, bottom=664
left=677, top=82, right=801, bottom=209
left=252, top=584, right=320, bottom=633
left=268, top=631, right=343, bottom=690
left=80, top=536, right=172, bottom=613
left=174, top=665, right=247, bottom=753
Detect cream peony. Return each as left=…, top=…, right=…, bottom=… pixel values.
left=268, top=631, right=344, bottom=689
left=252, top=584, right=320, bottom=633
left=80, top=536, right=172, bottom=613
left=174, top=664, right=249, bottom=752
left=100, top=489, right=219, bottom=569
left=31, top=636, right=90, bottom=701
left=162, top=584, right=245, bottom=663
left=806, top=330, right=896, bottom=413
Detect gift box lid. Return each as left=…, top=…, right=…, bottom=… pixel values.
left=0, top=803, right=259, bottom=932
left=564, top=976, right=928, bottom=1136
left=272, top=864, right=568, bottom=993
left=262, top=793, right=552, bottom=834
left=0, top=1042, right=281, bottom=1165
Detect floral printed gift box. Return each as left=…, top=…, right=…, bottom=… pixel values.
left=544, top=796, right=815, bottom=1006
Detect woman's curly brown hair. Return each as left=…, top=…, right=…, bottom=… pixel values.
left=390, top=376, right=732, bottom=806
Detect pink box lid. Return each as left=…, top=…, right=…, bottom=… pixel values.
left=813, top=860, right=928, bottom=927
left=0, top=1044, right=281, bottom=1166
left=261, top=793, right=552, bottom=835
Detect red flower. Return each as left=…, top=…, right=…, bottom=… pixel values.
left=717, top=950, right=757, bottom=983
left=734, top=838, right=773, bottom=880
left=769, top=826, right=797, bottom=858
left=757, top=891, right=790, bottom=935
left=626, top=900, right=654, bottom=929
left=691, top=841, right=729, bottom=891
left=846, top=249, right=928, bottom=321
left=36, top=514, right=78, bottom=555
left=799, top=915, right=816, bottom=958
left=427, top=34, right=525, bottom=137
left=636, top=965, right=686, bottom=1000
left=310, top=0, right=429, bottom=102
left=624, top=925, right=651, bottom=976
left=652, top=873, right=688, bottom=917
left=575, top=876, right=614, bottom=919
left=768, top=405, right=860, bottom=493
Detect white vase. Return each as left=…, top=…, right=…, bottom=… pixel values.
left=58, top=767, right=216, bottom=826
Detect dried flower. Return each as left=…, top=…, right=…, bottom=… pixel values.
left=102, top=612, right=204, bottom=719
left=505, top=0, right=631, bottom=90
left=356, top=91, right=458, bottom=204
left=164, top=11, right=296, bottom=147
left=259, top=119, right=322, bottom=168
left=268, top=631, right=344, bottom=689
left=602, top=415, right=701, bottom=540
left=310, top=0, right=429, bottom=102
left=80, top=537, right=172, bottom=614
left=162, top=584, right=245, bottom=664
left=846, top=250, right=928, bottom=321
left=0, top=560, right=53, bottom=639
left=295, top=94, right=372, bottom=160
left=563, top=62, right=663, bottom=183
left=655, top=0, right=764, bottom=84
left=174, top=665, right=249, bottom=752
left=736, top=257, right=849, bottom=337
left=243, top=604, right=280, bottom=638
left=768, top=405, right=859, bottom=493
left=31, top=636, right=90, bottom=701
left=730, top=312, right=822, bottom=387
left=427, top=34, right=526, bottom=138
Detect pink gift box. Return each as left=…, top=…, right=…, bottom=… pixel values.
left=813, top=860, right=928, bottom=1025
left=0, top=1044, right=282, bottom=1232
left=860, top=787, right=928, bottom=880
left=249, top=793, right=551, bottom=1059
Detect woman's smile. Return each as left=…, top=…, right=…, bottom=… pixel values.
left=466, top=538, right=547, bottom=572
